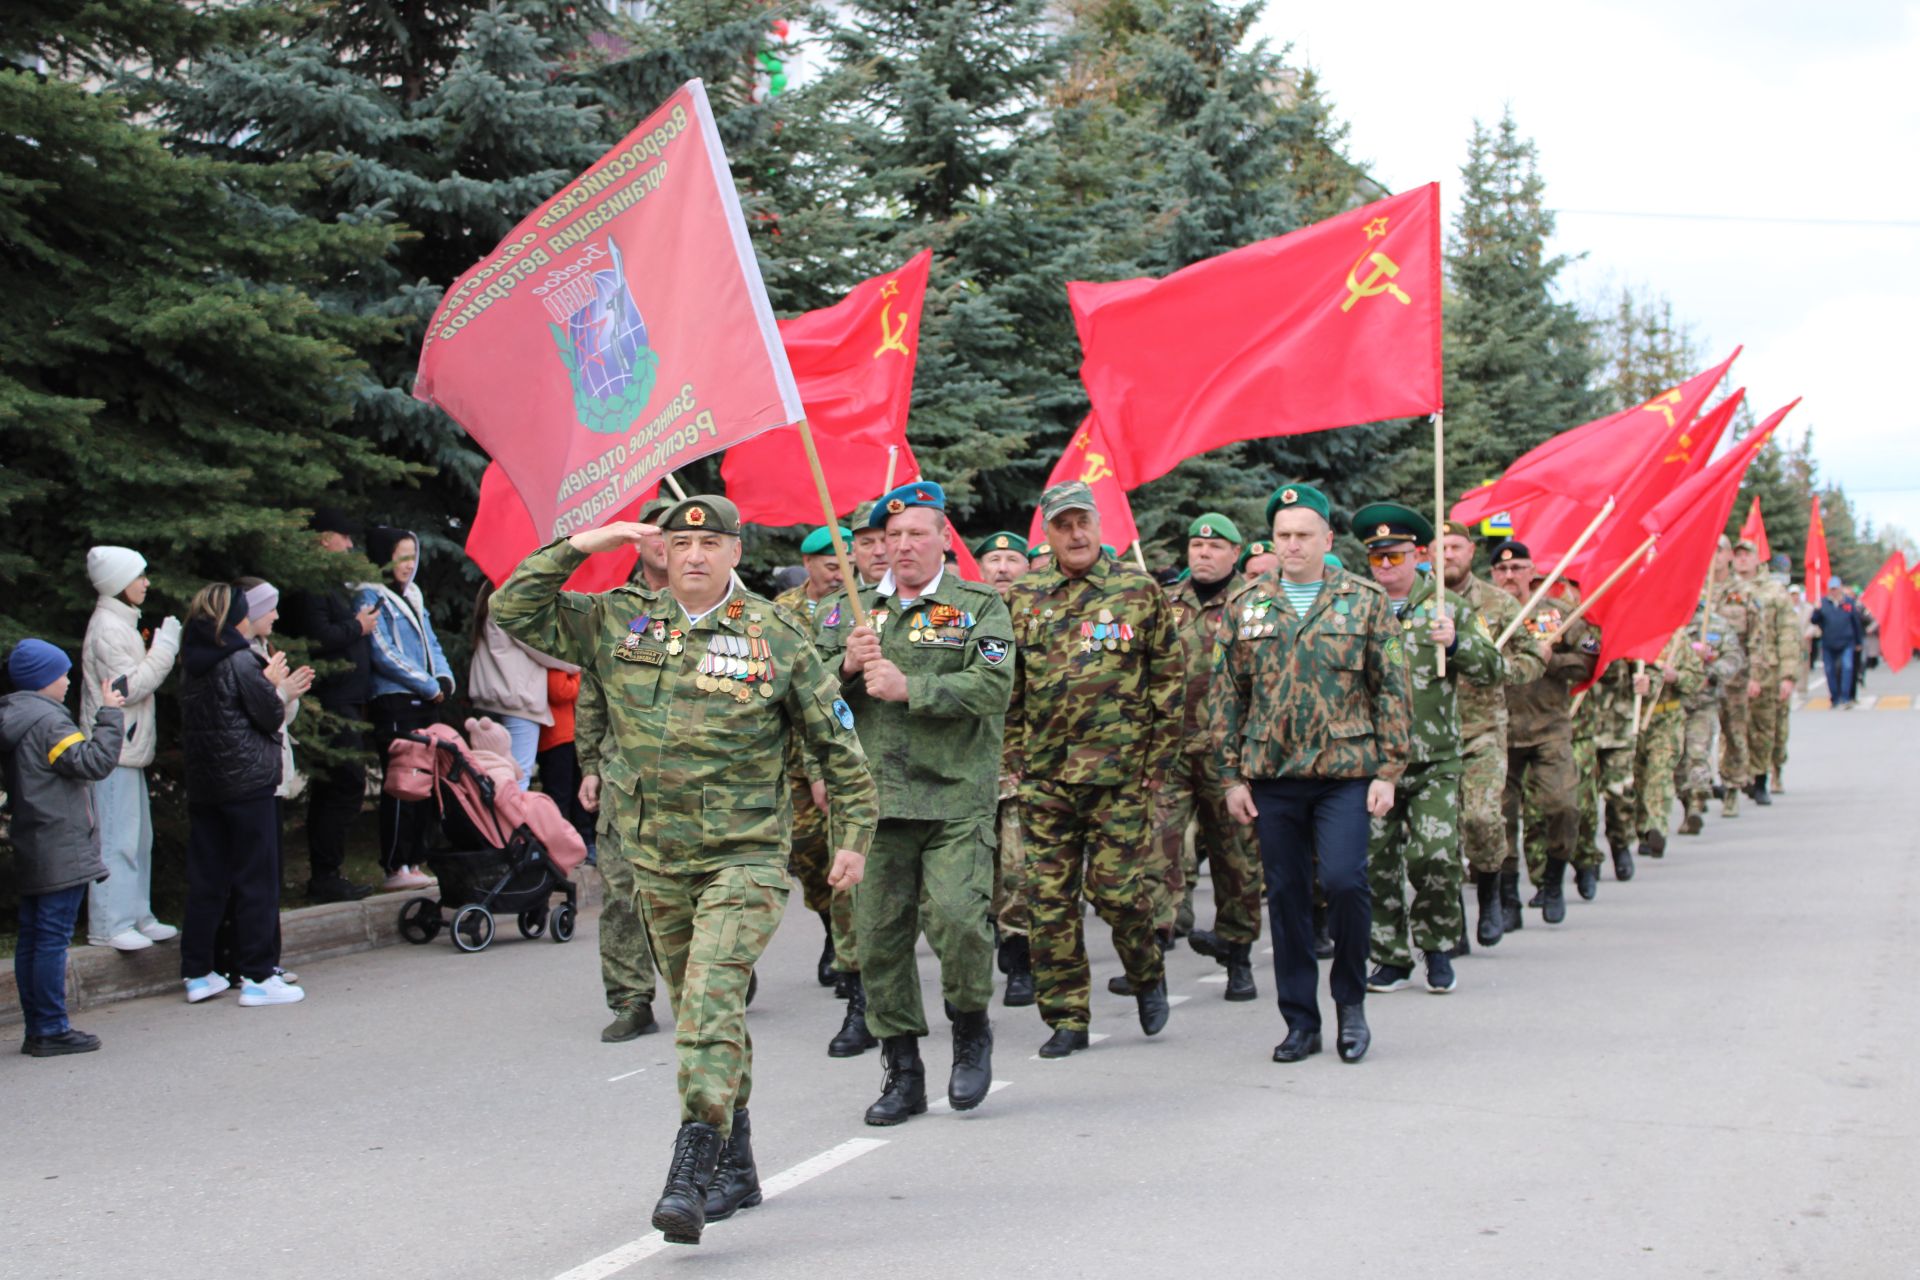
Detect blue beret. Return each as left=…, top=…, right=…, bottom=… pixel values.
left=869, top=481, right=947, bottom=528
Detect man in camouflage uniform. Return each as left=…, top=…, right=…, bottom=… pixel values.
left=1732, top=539, right=1798, bottom=806
left=1152, top=514, right=1264, bottom=1002
left=1576, top=656, right=1639, bottom=887
left=1707, top=536, right=1762, bottom=818
left=973, top=530, right=1036, bottom=1006
left=1677, top=592, right=1741, bottom=834
left=849, top=501, right=890, bottom=589
left=1777, top=562, right=1811, bottom=791
left=1006, top=480, right=1183, bottom=1058
left=1631, top=626, right=1706, bottom=858
left=491, top=497, right=877, bottom=1247
left=773, top=526, right=869, bottom=1056
left=1491, top=542, right=1596, bottom=926
left=1214, top=484, right=1411, bottom=1066
left=1439, top=522, right=1543, bottom=945
left=1353, top=504, right=1501, bottom=996
left=813, top=483, right=1012, bottom=1124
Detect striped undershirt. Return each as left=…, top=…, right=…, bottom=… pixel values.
left=1279, top=579, right=1323, bottom=614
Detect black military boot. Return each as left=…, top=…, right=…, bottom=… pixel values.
left=1752, top=772, right=1772, bottom=806
left=1223, top=942, right=1257, bottom=1001
left=651, top=1121, right=724, bottom=1245
left=949, top=1009, right=993, bottom=1110
left=1499, top=868, right=1524, bottom=933
left=1136, top=975, right=1170, bottom=1035
left=703, top=1108, right=762, bottom=1222
left=1475, top=871, right=1505, bottom=946
left=1106, top=974, right=1135, bottom=995
left=1542, top=859, right=1569, bottom=925
left=1188, top=928, right=1226, bottom=962
left=1575, top=863, right=1599, bottom=900
left=1641, top=828, right=1667, bottom=859
left=828, top=975, right=878, bottom=1058
left=1612, top=840, right=1636, bottom=881
left=864, top=1035, right=927, bottom=1126
left=1679, top=805, right=1704, bottom=836
left=816, top=912, right=837, bottom=988
left=999, top=934, right=1035, bottom=1007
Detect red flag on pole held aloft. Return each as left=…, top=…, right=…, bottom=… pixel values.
left=1859, top=551, right=1915, bottom=674
left=1578, top=400, right=1798, bottom=690
left=1739, top=495, right=1770, bottom=560
left=1028, top=415, right=1139, bottom=550
left=1803, top=496, right=1830, bottom=604
left=466, top=462, right=657, bottom=590
left=947, top=519, right=983, bottom=582
left=415, top=80, right=802, bottom=544
left=1068, top=184, right=1443, bottom=489
left=723, top=252, right=931, bottom=525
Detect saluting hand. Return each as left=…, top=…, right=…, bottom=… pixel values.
left=828, top=849, right=866, bottom=890
left=862, top=658, right=909, bottom=702
left=568, top=521, right=660, bottom=556
left=1226, top=783, right=1258, bottom=826
left=842, top=625, right=882, bottom=677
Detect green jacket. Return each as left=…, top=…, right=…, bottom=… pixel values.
left=1164, top=573, right=1239, bottom=757
left=1210, top=567, right=1412, bottom=785
left=1505, top=598, right=1597, bottom=750
left=490, top=540, right=877, bottom=874
left=1456, top=573, right=1546, bottom=744
left=811, top=571, right=1013, bottom=821
left=1391, top=571, right=1503, bottom=766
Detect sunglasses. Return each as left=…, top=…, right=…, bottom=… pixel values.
left=1367, top=549, right=1412, bottom=567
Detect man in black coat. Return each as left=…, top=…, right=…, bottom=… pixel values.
left=286, top=508, right=378, bottom=901
left=1810, top=580, right=1865, bottom=708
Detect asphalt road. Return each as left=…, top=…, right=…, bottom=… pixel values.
left=6, top=665, right=1917, bottom=1279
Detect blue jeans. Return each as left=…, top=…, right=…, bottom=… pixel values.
left=500, top=715, right=540, bottom=785
left=1250, top=776, right=1372, bottom=1034
left=1822, top=647, right=1855, bottom=704
left=16, top=884, right=87, bottom=1037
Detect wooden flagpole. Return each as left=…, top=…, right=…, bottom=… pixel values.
left=796, top=417, right=868, bottom=629
left=1492, top=497, right=1618, bottom=649
left=883, top=445, right=900, bottom=495
left=663, top=472, right=689, bottom=501
left=1433, top=412, right=1447, bottom=678
left=1130, top=541, right=1149, bottom=573
left=1544, top=533, right=1656, bottom=641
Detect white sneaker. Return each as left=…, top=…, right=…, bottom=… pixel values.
left=184, top=973, right=231, bottom=1003
left=137, top=920, right=179, bottom=943
left=239, top=975, right=306, bottom=1006
left=95, top=928, right=154, bottom=952
left=382, top=867, right=433, bottom=891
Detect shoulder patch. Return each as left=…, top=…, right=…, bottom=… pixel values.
left=831, top=697, right=856, bottom=731
left=977, top=637, right=1010, bottom=666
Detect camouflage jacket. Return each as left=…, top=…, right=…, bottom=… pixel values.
left=1456, top=574, right=1544, bottom=744
left=1708, top=576, right=1764, bottom=681
left=1389, top=571, right=1503, bottom=766
left=1580, top=655, right=1639, bottom=750
left=1210, top=567, right=1412, bottom=785
left=811, top=571, right=1013, bottom=821
left=1164, top=572, right=1240, bottom=756
left=1752, top=575, right=1804, bottom=680
left=1692, top=593, right=1746, bottom=694
left=775, top=585, right=832, bottom=787
left=490, top=540, right=877, bottom=873
left=1505, top=599, right=1597, bottom=749
left=1006, top=555, right=1184, bottom=788
left=1645, top=627, right=1709, bottom=715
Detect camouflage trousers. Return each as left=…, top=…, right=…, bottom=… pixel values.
left=1459, top=731, right=1509, bottom=875
left=787, top=781, right=858, bottom=972
left=596, top=843, right=657, bottom=1011
left=1568, top=735, right=1605, bottom=870
left=1717, top=682, right=1751, bottom=788
left=1022, top=778, right=1164, bottom=1032
left=1368, top=758, right=1464, bottom=969
left=1579, top=742, right=1637, bottom=856
left=855, top=817, right=995, bottom=1040
left=1633, top=702, right=1685, bottom=836
left=1504, top=735, right=1578, bottom=883
left=633, top=862, right=789, bottom=1140
left=1773, top=690, right=1791, bottom=773
left=992, top=789, right=1027, bottom=936
left=1746, top=683, right=1783, bottom=784
left=1152, top=750, right=1263, bottom=945
left=1677, top=701, right=1718, bottom=808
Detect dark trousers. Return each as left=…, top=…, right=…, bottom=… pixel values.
left=215, top=799, right=285, bottom=979
left=181, top=793, right=281, bottom=983
left=1822, top=647, right=1855, bottom=705
left=305, top=709, right=366, bottom=883
left=1250, top=776, right=1371, bottom=1034
left=371, top=694, right=438, bottom=873
left=15, top=884, right=87, bottom=1037
left=535, top=742, right=596, bottom=852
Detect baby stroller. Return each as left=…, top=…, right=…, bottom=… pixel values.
left=384, top=721, right=587, bottom=954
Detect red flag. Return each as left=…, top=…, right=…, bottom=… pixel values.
left=723, top=252, right=931, bottom=524
left=1069, top=185, right=1443, bottom=488
left=1739, top=495, right=1770, bottom=560
left=1803, top=496, right=1830, bottom=604
left=1860, top=551, right=1915, bottom=674
left=947, top=518, right=982, bottom=582
left=1580, top=400, right=1798, bottom=688
left=415, top=80, right=802, bottom=543
left=1028, top=415, right=1139, bottom=550
left=465, top=462, right=655, bottom=590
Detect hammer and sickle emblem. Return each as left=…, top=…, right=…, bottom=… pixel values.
left=1341, top=251, right=1411, bottom=313
left=874, top=299, right=911, bottom=358
left=1662, top=430, right=1695, bottom=465
left=1080, top=451, right=1115, bottom=485
left=1640, top=389, right=1682, bottom=428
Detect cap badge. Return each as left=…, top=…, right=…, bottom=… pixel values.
left=1376, top=523, right=1392, bottom=537
left=1199, top=523, right=1213, bottom=537
left=1280, top=487, right=1298, bottom=504
left=686, top=506, right=707, bottom=527
left=994, top=535, right=1009, bottom=549
left=886, top=498, right=906, bottom=514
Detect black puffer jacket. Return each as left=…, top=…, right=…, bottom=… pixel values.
left=180, top=618, right=284, bottom=804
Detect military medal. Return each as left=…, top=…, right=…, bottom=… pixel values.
left=1119, top=622, right=1134, bottom=653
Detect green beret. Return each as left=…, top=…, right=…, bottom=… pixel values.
left=972, top=530, right=1028, bottom=557
left=1238, top=540, right=1274, bottom=570
left=1027, top=542, right=1052, bottom=561
left=1323, top=552, right=1344, bottom=569
left=659, top=495, right=741, bottom=535
left=869, top=481, right=947, bottom=528
left=800, top=526, right=850, bottom=556
left=1265, top=482, right=1331, bottom=525
left=1350, top=501, right=1434, bottom=549
left=1187, top=512, right=1242, bottom=544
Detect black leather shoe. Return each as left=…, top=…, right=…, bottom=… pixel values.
left=1188, top=929, right=1226, bottom=962
left=1272, top=1027, right=1322, bottom=1062
left=1612, top=841, right=1636, bottom=881
left=21, top=1028, right=101, bottom=1056
left=306, top=875, right=373, bottom=904
left=1106, top=974, right=1134, bottom=996
left=703, top=1109, right=762, bottom=1222
left=828, top=976, right=878, bottom=1058
left=816, top=912, right=837, bottom=988
left=1475, top=871, right=1504, bottom=947
left=1038, top=1026, right=1090, bottom=1058
left=1367, top=963, right=1412, bottom=993
left=651, top=1121, right=724, bottom=1245
left=1575, top=865, right=1599, bottom=901
left=1223, top=943, right=1257, bottom=1001
left=1135, top=977, right=1170, bottom=1036
left=1499, top=868, right=1524, bottom=933
left=1542, top=859, right=1568, bottom=925
left=864, top=1036, right=927, bottom=1125
left=1000, top=934, right=1036, bottom=1007
left=948, top=1009, right=993, bottom=1110
left=1335, top=1002, right=1371, bottom=1063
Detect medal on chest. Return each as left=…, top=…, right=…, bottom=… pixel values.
left=1240, top=598, right=1277, bottom=639
left=696, top=631, right=778, bottom=701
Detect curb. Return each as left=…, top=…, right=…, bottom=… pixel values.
left=2, top=868, right=605, bottom=1028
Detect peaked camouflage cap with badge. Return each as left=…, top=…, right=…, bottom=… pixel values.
left=1187, top=512, right=1243, bottom=544
left=972, top=530, right=1029, bottom=558
left=1265, top=482, right=1333, bottom=525
left=868, top=480, right=946, bottom=527
left=660, top=494, right=742, bottom=535
left=1350, top=501, right=1434, bottom=549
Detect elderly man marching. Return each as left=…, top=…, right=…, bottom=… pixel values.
left=813, top=483, right=1016, bottom=1124
left=1351, top=503, right=1502, bottom=997
left=491, top=497, right=876, bottom=1247
left=1214, top=484, right=1411, bottom=1065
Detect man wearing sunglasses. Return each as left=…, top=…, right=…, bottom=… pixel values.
left=1351, top=504, right=1502, bottom=996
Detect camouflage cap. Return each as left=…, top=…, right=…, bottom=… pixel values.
left=1734, top=537, right=1758, bottom=553
left=850, top=501, right=880, bottom=531
left=1490, top=538, right=1532, bottom=565
left=870, top=480, right=947, bottom=527
left=638, top=495, right=675, bottom=524
left=659, top=494, right=741, bottom=535
left=799, top=526, right=851, bottom=556
left=1187, top=512, right=1243, bottom=544
left=972, top=530, right=1029, bottom=557
left=1265, top=482, right=1331, bottom=525
left=1040, top=480, right=1097, bottom=522
left=1351, top=501, right=1433, bottom=549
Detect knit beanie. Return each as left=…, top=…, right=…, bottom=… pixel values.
left=7, top=639, right=71, bottom=692
left=244, top=582, right=281, bottom=621
left=87, top=546, right=147, bottom=598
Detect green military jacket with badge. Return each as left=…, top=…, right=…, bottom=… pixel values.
left=490, top=540, right=878, bottom=874
left=1389, top=571, right=1503, bottom=766
left=1005, top=555, right=1184, bottom=789
left=1579, top=653, right=1638, bottom=750
left=1645, top=627, right=1709, bottom=716
left=1210, top=567, right=1412, bottom=785
left=1164, top=572, right=1240, bottom=757
left=1505, top=597, right=1597, bottom=749
left=1456, top=574, right=1546, bottom=743
left=812, top=570, right=1013, bottom=821
left=1709, top=576, right=1762, bottom=682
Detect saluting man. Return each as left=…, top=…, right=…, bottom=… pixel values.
left=490, top=497, right=877, bottom=1248
left=972, top=529, right=1037, bottom=1006
left=815, top=483, right=1015, bottom=1125
left=1213, top=484, right=1411, bottom=1065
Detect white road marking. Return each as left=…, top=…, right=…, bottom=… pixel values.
left=551, top=1137, right=889, bottom=1280
left=1197, top=974, right=1228, bottom=984
left=607, top=1068, right=647, bottom=1083
left=926, top=1078, right=1013, bottom=1114
left=1167, top=994, right=1191, bottom=1006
